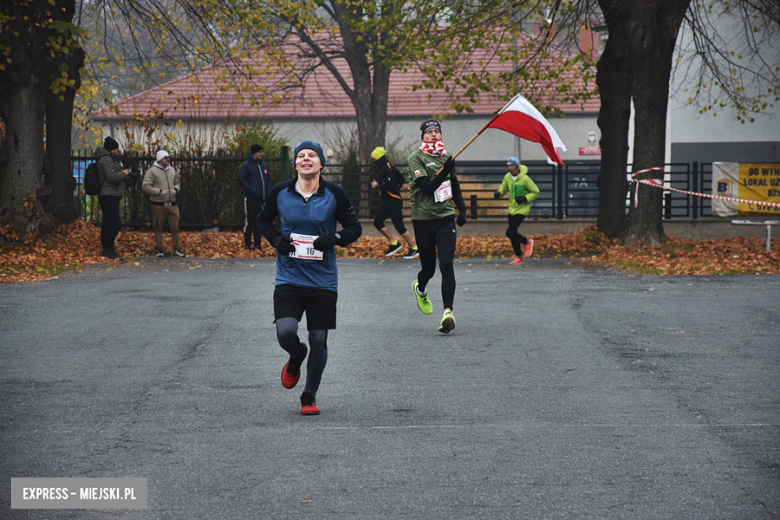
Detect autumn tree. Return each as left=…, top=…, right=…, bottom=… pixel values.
left=0, top=0, right=84, bottom=233
left=1, top=0, right=597, bottom=234
left=0, top=0, right=245, bottom=233
left=588, top=0, right=780, bottom=243
left=264, top=1, right=598, bottom=161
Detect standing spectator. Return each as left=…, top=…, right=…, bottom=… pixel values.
left=237, top=144, right=273, bottom=250
left=95, top=136, right=130, bottom=259
left=494, top=156, right=539, bottom=265
left=370, top=146, right=418, bottom=258
left=408, top=119, right=467, bottom=334
left=257, top=140, right=362, bottom=416
left=142, top=151, right=186, bottom=258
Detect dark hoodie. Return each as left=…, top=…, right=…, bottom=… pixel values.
left=237, top=153, right=273, bottom=202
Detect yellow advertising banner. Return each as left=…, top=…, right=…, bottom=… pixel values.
left=737, top=163, right=780, bottom=216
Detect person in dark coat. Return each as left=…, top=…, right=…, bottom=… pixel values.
left=95, top=136, right=130, bottom=259
left=237, top=144, right=273, bottom=249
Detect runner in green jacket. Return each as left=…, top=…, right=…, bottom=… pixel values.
left=494, top=156, right=539, bottom=265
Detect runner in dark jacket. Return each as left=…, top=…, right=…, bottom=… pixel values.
left=257, top=140, right=362, bottom=416
left=237, top=144, right=273, bottom=249
left=370, top=146, right=418, bottom=259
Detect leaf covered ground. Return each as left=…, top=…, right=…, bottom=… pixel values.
left=1, top=220, right=778, bottom=283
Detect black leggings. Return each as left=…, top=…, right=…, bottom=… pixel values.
left=412, top=217, right=457, bottom=310
left=506, top=214, right=528, bottom=257
left=373, top=203, right=406, bottom=235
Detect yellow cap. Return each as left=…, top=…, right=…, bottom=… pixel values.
left=370, top=146, right=386, bottom=161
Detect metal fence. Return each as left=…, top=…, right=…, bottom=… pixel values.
left=71, top=150, right=714, bottom=229
left=71, top=150, right=289, bottom=230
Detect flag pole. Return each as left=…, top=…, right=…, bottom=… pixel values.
left=432, top=115, right=494, bottom=175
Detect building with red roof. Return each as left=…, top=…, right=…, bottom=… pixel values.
left=91, top=33, right=602, bottom=163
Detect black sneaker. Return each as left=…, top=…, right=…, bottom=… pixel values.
left=101, top=249, right=118, bottom=259
left=281, top=342, right=308, bottom=389
left=156, top=248, right=165, bottom=257
left=245, top=245, right=252, bottom=251
left=174, top=250, right=187, bottom=258
left=403, top=247, right=419, bottom=259
left=384, top=241, right=403, bottom=256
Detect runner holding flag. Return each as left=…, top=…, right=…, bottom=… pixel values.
left=407, top=97, right=565, bottom=333
left=408, top=119, right=467, bottom=334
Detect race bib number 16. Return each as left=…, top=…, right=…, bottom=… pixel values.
left=289, top=233, right=323, bottom=260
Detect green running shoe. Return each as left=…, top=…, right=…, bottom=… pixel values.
left=413, top=281, right=433, bottom=315
left=438, top=310, right=456, bottom=334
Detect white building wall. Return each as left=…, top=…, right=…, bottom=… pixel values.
left=667, top=3, right=780, bottom=163
left=100, top=113, right=601, bottom=165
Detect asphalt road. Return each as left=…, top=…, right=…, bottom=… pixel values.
left=1, top=257, right=778, bottom=519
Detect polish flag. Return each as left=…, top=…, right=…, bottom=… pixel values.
left=479, top=94, right=567, bottom=166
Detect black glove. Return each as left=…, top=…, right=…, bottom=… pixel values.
left=441, top=156, right=455, bottom=176
left=272, top=235, right=296, bottom=255
left=457, top=212, right=467, bottom=227
left=493, top=190, right=501, bottom=199
left=313, top=234, right=337, bottom=251
left=515, top=195, right=528, bottom=205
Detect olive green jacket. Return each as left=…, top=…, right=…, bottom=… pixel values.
left=94, top=147, right=126, bottom=197
left=407, top=149, right=457, bottom=221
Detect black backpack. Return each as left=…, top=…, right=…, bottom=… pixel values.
left=83, top=162, right=104, bottom=195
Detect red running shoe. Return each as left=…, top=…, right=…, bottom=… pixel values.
left=523, top=238, right=534, bottom=258
left=509, top=256, right=524, bottom=265
left=300, top=392, right=320, bottom=415
left=281, top=342, right=308, bottom=389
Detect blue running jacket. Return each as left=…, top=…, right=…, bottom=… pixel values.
left=257, top=179, right=362, bottom=291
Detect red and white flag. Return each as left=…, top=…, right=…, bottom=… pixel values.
left=479, top=94, right=567, bottom=166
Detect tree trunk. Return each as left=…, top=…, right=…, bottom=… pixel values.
left=334, top=15, right=390, bottom=216
left=0, top=0, right=78, bottom=234
left=596, top=0, right=632, bottom=239
left=623, top=0, right=691, bottom=244
left=44, top=45, right=85, bottom=224
left=345, top=55, right=389, bottom=163
left=0, top=79, right=49, bottom=234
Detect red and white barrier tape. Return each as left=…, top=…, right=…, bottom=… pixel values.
left=630, top=167, right=780, bottom=209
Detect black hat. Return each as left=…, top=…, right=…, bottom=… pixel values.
left=103, top=136, right=119, bottom=152
left=250, top=144, right=263, bottom=155
left=420, top=119, right=442, bottom=140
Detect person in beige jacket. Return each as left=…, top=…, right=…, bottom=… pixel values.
left=142, top=151, right=186, bottom=257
